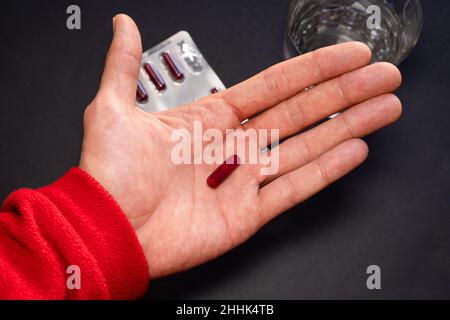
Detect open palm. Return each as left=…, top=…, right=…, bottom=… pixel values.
left=80, top=15, right=402, bottom=278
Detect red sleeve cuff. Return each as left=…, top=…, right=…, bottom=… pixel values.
left=38, top=168, right=149, bottom=299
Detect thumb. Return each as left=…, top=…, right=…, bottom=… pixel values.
left=97, top=14, right=142, bottom=105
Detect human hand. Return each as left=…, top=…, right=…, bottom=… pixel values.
left=79, top=14, right=402, bottom=278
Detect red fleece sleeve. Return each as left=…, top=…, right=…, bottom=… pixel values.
left=0, top=168, right=149, bottom=299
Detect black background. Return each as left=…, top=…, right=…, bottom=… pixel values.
left=0, top=0, right=449, bottom=299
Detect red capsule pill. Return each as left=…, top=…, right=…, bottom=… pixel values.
left=136, top=81, right=148, bottom=103
left=162, top=51, right=184, bottom=81
left=207, top=155, right=241, bottom=189
left=210, top=87, right=219, bottom=94
left=144, top=63, right=166, bottom=91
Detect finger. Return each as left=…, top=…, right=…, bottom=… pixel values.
left=263, top=94, right=401, bottom=183
left=220, top=42, right=372, bottom=121
left=97, top=14, right=142, bottom=105
left=245, top=62, right=402, bottom=142
left=258, top=139, right=368, bottom=226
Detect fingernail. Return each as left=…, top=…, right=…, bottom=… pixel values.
left=112, top=16, right=117, bottom=32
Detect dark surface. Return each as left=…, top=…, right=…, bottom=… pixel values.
left=1, top=0, right=449, bottom=299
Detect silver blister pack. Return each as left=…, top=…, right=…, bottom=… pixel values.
left=136, top=31, right=225, bottom=112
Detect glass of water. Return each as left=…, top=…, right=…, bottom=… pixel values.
left=284, top=0, right=423, bottom=65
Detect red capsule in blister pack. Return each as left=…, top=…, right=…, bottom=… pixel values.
left=144, top=63, right=166, bottom=91
left=136, top=80, right=148, bottom=104
left=162, top=52, right=184, bottom=81
left=137, top=31, right=225, bottom=112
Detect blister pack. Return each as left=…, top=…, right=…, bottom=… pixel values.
left=136, top=31, right=225, bottom=112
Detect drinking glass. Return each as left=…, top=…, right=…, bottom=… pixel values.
left=284, top=0, right=423, bottom=65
